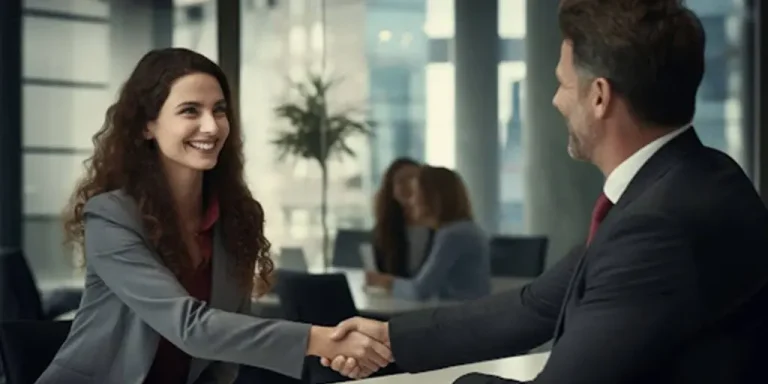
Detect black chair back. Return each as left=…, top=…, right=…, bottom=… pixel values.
left=0, top=320, right=71, bottom=384
left=331, top=229, right=371, bottom=269
left=0, top=250, right=44, bottom=321
left=489, top=236, right=548, bottom=278
left=273, top=271, right=358, bottom=383
left=278, top=247, right=308, bottom=272
left=273, top=271, right=358, bottom=326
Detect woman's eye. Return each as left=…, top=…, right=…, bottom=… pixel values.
left=181, top=107, right=197, bottom=116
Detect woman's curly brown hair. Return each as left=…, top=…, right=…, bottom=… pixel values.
left=62, top=48, right=273, bottom=295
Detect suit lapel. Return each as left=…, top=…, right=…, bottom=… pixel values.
left=187, top=225, right=242, bottom=383
left=552, top=205, right=623, bottom=341
left=210, top=226, right=242, bottom=312
left=552, top=128, right=704, bottom=343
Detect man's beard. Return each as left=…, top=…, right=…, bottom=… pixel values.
left=565, top=103, right=596, bottom=162
left=567, top=121, right=596, bottom=162
left=567, top=128, right=587, bottom=161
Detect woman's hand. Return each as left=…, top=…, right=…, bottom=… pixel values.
left=365, top=271, right=394, bottom=290
left=306, top=326, right=392, bottom=378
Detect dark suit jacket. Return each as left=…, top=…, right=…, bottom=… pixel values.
left=387, top=130, right=768, bottom=383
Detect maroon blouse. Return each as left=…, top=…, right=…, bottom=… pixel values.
left=144, top=199, right=220, bottom=384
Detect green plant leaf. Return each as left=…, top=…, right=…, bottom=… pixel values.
left=272, top=72, right=375, bottom=165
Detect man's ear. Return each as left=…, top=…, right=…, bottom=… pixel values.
left=591, top=77, right=612, bottom=120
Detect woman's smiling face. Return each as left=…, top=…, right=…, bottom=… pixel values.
left=145, top=72, right=230, bottom=172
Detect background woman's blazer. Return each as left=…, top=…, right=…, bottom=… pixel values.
left=36, top=190, right=311, bottom=384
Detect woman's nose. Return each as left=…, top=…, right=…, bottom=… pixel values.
left=199, top=113, right=218, bottom=134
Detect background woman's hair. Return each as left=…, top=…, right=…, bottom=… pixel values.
left=62, top=47, right=273, bottom=294
left=417, top=166, right=473, bottom=225
left=373, top=157, right=419, bottom=273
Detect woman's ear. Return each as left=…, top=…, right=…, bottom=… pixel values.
left=144, top=122, right=156, bottom=140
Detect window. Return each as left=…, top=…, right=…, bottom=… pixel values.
left=21, top=0, right=216, bottom=284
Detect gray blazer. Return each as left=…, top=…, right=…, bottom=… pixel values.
left=36, top=190, right=311, bottom=384
left=391, top=220, right=491, bottom=301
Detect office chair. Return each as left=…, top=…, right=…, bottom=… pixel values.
left=489, top=236, right=548, bottom=278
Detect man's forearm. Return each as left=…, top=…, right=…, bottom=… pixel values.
left=387, top=245, right=584, bottom=373
left=388, top=289, right=555, bottom=373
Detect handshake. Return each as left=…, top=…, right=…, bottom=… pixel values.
left=307, top=317, right=392, bottom=380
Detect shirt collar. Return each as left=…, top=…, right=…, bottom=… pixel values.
left=603, top=125, right=691, bottom=203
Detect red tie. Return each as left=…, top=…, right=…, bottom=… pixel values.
left=587, top=193, right=613, bottom=244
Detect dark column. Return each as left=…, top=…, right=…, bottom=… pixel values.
left=523, top=0, right=603, bottom=265
left=754, top=0, right=768, bottom=204
left=0, top=0, right=23, bottom=251
left=108, top=0, right=173, bottom=96
left=217, top=0, right=241, bottom=119
left=742, top=0, right=755, bottom=180
left=152, top=0, right=173, bottom=49
left=454, top=0, right=500, bottom=233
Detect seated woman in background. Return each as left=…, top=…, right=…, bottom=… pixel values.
left=372, top=158, right=434, bottom=277
left=37, top=48, right=390, bottom=383
left=365, top=166, right=491, bottom=301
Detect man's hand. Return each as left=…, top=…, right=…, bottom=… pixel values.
left=319, top=317, right=392, bottom=378
left=306, top=325, right=391, bottom=379
left=332, top=316, right=390, bottom=344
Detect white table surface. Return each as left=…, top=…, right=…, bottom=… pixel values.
left=357, top=352, right=550, bottom=384
left=254, top=267, right=533, bottom=315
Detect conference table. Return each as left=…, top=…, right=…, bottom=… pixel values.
left=358, top=352, right=550, bottom=383
left=46, top=267, right=535, bottom=319
left=252, top=267, right=534, bottom=317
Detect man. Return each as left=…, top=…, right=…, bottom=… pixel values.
left=321, top=0, right=768, bottom=383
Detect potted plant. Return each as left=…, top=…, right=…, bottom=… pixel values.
left=273, top=74, right=374, bottom=269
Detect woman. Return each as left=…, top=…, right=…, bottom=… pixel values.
left=366, top=166, right=491, bottom=301
left=372, top=158, right=433, bottom=277
left=37, top=48, right=390, bottom=384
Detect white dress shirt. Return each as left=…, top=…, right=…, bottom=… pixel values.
left=603, top=125, right=691, bottom=203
